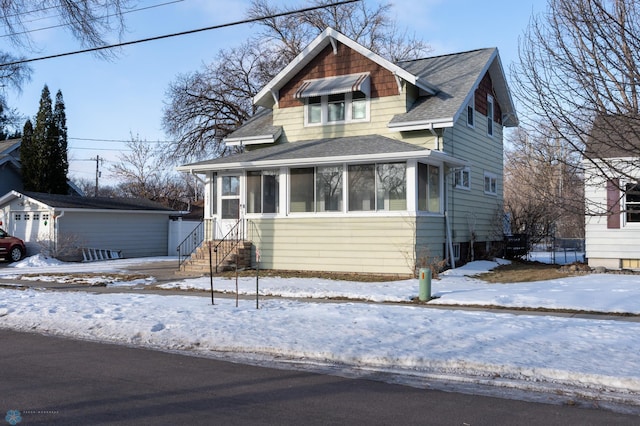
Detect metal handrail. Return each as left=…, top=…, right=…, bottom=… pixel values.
left=213, top=218, right=244, bottom=273
left=177, top=221, right=205, bottom=268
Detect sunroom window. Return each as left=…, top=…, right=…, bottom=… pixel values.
left=247, top=170, right=279, bottom=214
left=348, top=163, right=406, bottom=212
left=290, top=168, right=314, bottom=213
left=376, top=163, right=407, bottom=210
left=418, top=163, right=441, bottom=213
left=316, top=166, right=343, bottom=212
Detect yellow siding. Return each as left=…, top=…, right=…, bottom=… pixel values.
left=274, top=96, right=408, bottom=143
left=247, top=216, right=417, bottom=276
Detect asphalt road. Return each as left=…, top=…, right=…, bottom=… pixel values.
left=0, top=329, right=637, bottom=425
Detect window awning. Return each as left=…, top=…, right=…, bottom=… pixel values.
left=294, top=73, right=370, bottom=99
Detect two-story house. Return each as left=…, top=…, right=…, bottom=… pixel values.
left=177, top=27, right=518, bottom=276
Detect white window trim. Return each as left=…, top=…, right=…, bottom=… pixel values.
left=622, top=180, right=640, bottom=227
left=484, top=171, right=497, bottom=196
left=487, top=94, right=494, bottom=137
left=466, top=98, right=475, bottom=128
left=454, top=167, right=471, bottom=190
left=304, top=92, right=370, bottom=127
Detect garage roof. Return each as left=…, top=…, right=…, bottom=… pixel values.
left=1, top=191, right=176, bottom=212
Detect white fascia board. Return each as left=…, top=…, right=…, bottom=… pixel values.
left=1, top=192, right=53, bottom=210
left=53, top=208, right=176, bottom=215
left=224, top=128, right=282, bottom=147
left=0, top=190, right=21, bottom=206
left=254, top=27, right=428, bottom=107
left=180, top=150, right=468, bottom=172
left=225, top=138, right=275, bottom=147
left=388, top=119, right=455, bottom=132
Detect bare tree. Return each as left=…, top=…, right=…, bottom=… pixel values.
left=110, top=135, right=202, bottom=209
left=512, top=0, right=640, bottom=206
left=73, top=177, right=121, bottom=198
left=504, top=126, right=584, bottom=244
left=0, top=0, right=132, bottom=129
left=162, top=41, right=269, bottom=161
left=247, top=0, right=431, bottom=63
left=162, top=0, right=431, bottom=162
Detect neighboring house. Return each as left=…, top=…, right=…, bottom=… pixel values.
left=0, top=190, right=178, bottom=260
left=584, top=115, right=640, bottom=270
left=0, top=138, right=83, bottom=196
left=0, top=139, right=22, bottom=196
left=177, top=27, right=518, bottom=276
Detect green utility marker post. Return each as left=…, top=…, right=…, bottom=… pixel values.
left=418, top=268, right=431, bottom=302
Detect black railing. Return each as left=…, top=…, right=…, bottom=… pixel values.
left=177, top=221, right=205, bottom=268
left=213, top=218, right=244, bottom=273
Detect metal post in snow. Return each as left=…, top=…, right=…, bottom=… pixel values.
left=256, top=247, right=260, bottom=309
left=208, top=240, right=214, bottom=305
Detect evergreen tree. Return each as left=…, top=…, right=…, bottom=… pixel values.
left=22, top=85, right=69, bottom=194
left=31, top=85, right=53, bottom=191
left=51, top=90, right=69, bottom=194
left=20, top=119, right=37, bottom=191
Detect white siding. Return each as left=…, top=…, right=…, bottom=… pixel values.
left=584, top=165, right=640, bottom=268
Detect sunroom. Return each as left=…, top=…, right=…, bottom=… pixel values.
left=178, top=135, right=467, bottom=275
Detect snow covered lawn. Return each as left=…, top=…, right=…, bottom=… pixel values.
left=1, top=254, right=640, bottom=407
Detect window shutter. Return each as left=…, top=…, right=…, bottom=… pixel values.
left=607, top=179, right=620, bottom=229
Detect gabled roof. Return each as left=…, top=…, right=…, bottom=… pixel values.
left=246, top=27, right=516, bottom=140
left=179, top=134, right=467, bottom=172
left=391, top=48, right=518, bottom=129
left=585, top=114, right=640, bottom=159
left=0, top=190, right=176, bottom=213
left=254, top=27, right=437, bottom=108
left=0, top=138, right=21, bottom=169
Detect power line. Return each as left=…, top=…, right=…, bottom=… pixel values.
left=2, top=0, right=185, bottom=39
left=69, top=137, right=170, bottom=143
left=0, top=0, right=361, bottom=67
left=69, top=146, right=133, bottom=152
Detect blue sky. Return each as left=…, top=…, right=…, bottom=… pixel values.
left=4, top=0, right=547, bottom=185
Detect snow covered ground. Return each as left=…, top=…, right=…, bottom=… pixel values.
left=1, top=254, right=640, bottom=411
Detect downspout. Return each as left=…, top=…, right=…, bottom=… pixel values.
left=428, top=123, right=440, bottom=150
left=431, top=124, right=455, bottom=268
left=444, top=173, right=455, bottom=269
left=53, top=210, right=65, bottom=256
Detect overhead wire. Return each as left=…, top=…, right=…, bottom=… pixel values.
left=1, top=0, right=186, bottom=39
left=0, top=0, right=361, bottom=67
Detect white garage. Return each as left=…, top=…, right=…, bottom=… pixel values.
left=0, top=190, right=179, bottom=261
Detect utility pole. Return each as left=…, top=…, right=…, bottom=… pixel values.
left=93, top=155, right=102, bottom=196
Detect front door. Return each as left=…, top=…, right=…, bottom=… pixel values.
left=217, top=175, right=241, bottom=239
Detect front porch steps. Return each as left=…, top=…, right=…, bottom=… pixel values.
left=178, top=240, right=253, bottom=275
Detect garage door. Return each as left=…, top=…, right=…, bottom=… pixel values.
left=11, top=211, right=51, bottom=245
